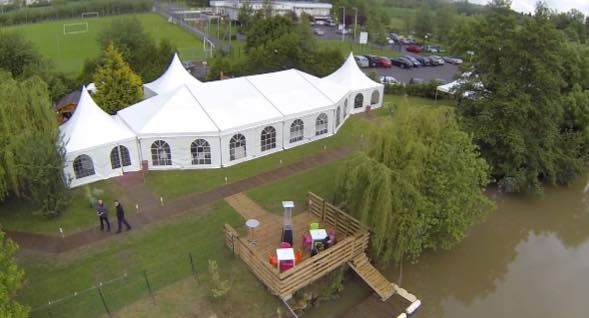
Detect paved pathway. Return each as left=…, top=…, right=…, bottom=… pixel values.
left=6, top=146, right=353, bottom=253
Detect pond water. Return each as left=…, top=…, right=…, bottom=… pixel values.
left=307, top=174, right=589, bottom=318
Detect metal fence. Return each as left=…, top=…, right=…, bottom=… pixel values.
left=29, top=252, right=200, bottom=318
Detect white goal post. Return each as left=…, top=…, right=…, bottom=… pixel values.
left=81, top=11, right=100, bottom=19
left=63, top=22, right=89, bottom=35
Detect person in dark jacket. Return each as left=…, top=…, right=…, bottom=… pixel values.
left=96, top=199, right=111, bottom=232
left=114, top=200, right=131, bottom=233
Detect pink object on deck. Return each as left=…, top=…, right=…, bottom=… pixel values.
left=302, top=234, right=312, bottom=250
left=280, top=242, right=291, bottom=248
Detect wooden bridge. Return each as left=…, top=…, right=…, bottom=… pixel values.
left=223, top=192, right=421, bottom=316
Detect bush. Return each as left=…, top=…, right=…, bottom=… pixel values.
left=384, top=80, right=446, bottom=99
left=208, top=259, right=230, bottom=299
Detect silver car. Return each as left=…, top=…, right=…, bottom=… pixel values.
left=354, top=55, right=369, bottom=68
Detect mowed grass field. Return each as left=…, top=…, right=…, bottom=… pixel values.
left=1, top=13, right=204, bottom=75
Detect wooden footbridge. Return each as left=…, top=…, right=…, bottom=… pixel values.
left=223, top=192, right=421, bottom=317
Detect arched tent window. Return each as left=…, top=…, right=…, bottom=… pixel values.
left=354, top=93, right=363, bottom=108
left=344, top=99, right=348, bottom=118
left=230, top=134, right=246, bottom=160
left=315, top=113, right=328, bottom=136
left=110, top=145, right=131, bottom=169
left=191, top=139, right=211, bottom=165
left=260, top=126, right=276, bottom=151
left=371, top=90, right=380, bottom=105
left=151, top=140, right=172, bottom=166
left=73, top=154, right=95, bottom=179
left=290, top=119, right=304, bottom=143
left=336, top=106, right=341, bottom=127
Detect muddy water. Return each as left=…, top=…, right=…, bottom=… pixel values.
left=307, top=175, right=589, bottom=318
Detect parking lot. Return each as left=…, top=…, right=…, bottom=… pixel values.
left=364, top=63, right=459, bottom=84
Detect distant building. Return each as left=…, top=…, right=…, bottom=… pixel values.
left=210, top=0, right=332, bottom=21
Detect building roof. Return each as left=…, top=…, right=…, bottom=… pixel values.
left=143, top=53, right=202, bottom=95
left=322, top=53, right=382, bottom=91
left=59, top=88, right=136, bottom=153
left=54, top=89, right=81, bottom=111
left=117, top=85, right=219, bottom=136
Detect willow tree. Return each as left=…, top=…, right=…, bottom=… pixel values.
left=0, top=72, right=70, bottom=217
left=93, top=43, right=143, bottom=114
left=0, top=230, right=28, bottom=317
left=335, top=106, right=492, bottom=264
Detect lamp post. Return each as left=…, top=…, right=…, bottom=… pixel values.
left=341, top=7, right=346, bottom=42
left=467, top=50, right=474, bottom=63
left=424, top=34, right=428, bottom=48
left=352, top=7, right=358, bottom=41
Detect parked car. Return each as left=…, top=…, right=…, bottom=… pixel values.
left=389, top=32, right=400, bottom=42
left=377, top=56, right=392, bottom=68
left=406, top=45, right=423, bottom=53
left=313, top=28, right=325, bottom=36
left=354, top=55, right=369, bottom=68
left=336, top=28, right=351, bottom=35
left=380, top=76, right=401, bottom=85
left=429, top=55, right=445, bottom=66
left=403, top=55, right=422, bottom=67
left=390, top=57, right=413, bottom=69
left=328, top=20, right=337, bottom=27
left=414, top=56, right=432, bottom=66
left=363, top=54, right=379, bottom=68
left=386, top=37, right=395, bottom=45
left=443, top=56, right=463, bottom=64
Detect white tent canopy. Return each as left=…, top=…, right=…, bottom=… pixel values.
left=118, top=85, right=219, bottom=136
left=60, top=87, right=136, bottom=153
left=322, top=53, right=382, bottom=91
left=143, top=53, right=202, bottom=97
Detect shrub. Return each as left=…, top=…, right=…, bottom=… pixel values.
left=208, top=259, right=230, bottom=299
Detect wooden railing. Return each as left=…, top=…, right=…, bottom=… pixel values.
left=308, top=192, right=369, bottom=237
left=224, top=193, right=370, bottom=299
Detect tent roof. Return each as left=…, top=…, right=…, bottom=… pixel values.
left=188, top=77, right=284, bottom=133
left=298, top=71, right=348, bottom=103
left=118, top=85, right=219, bottom=136
left=245, top=69, right=336, bottom=117
left=143, top=53, right=201, bottom=95
left=322, top=53, right=382, bottom=91
left=59, top=88, right=136, bottom=153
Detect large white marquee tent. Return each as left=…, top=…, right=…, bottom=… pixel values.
left=62, top=53, right=383, bottom=187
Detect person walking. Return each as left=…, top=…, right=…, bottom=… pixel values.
left=96, top=199, right=111, bottom=232
left=114, top=200, right=131, bottom=233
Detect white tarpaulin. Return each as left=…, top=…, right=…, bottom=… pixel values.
left=143, top=53, right=202, bottom=97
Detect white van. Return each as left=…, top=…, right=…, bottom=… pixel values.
left=354, top=55, right=369, bottom=68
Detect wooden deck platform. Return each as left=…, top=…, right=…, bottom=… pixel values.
left=223, top=192, right=421, bottom=316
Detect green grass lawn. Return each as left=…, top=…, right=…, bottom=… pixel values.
left=318, top=39, right=400, bottom=58
left=0, top=180, right=130, bottom=236
left=247, top=159, right=346, bottom=216
left=19, top=201, right=280, bottom=318
left=2, top=13, right=204, bottom=75
left=146, top=116, right=375, bottom=200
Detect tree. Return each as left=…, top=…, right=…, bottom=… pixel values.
left=92, top=43, right=143, bottom=114
left=0, top=230, right=28, bottom=317
left=261, top=0, right=273, bottom=18
left=0, top=72, right=70, bottom=217
left=450, top=0, right=589, bottom=192
left=414, top=4, right=434, bottom=41
left=435, top=4, right=456, bottom=42
left=96, top=18, right=176, bottom=82
left=335, top=106, right=492, bottom=264
left=0, top=31, right=41, bottom=77
left=237, top=0, right=254, bottom=33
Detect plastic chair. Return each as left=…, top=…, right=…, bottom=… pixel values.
left=309, top=223, right=320, bottom=230
left=269, top=254, right=277, bottom=266
left=295, top=249, right=302, bottom=264
left=302, top=234, right=312, bottom=250
left=280, top=242, right=291, bottom=248
left=280, top=260, right=294, bottom=272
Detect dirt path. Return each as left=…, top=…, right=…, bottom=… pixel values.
left=6, top=146, right=353, bottom=253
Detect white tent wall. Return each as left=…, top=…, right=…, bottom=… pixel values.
left=138, top=135, right=222, bottom=170
left=282, top=110, right=335, bottom=150
left=348, top=86, right=384, bottom=115
left=65, top=139, right=141, bottom=188
left=220, top=123, right=284, bottom=167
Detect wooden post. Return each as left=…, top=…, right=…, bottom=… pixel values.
left=143, top=270, right=155, bottom=304
left=96, top=285, right=112, bottom=317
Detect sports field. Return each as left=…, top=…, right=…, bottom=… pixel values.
left=2, top=13, right=204, bottom=75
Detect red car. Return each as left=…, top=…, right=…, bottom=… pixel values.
left=406, top=45, right=423, bottom=53
left=377, top=57, right=392, bottom=68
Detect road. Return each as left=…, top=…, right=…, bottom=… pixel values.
left=363, top=63, right=459, bottom=84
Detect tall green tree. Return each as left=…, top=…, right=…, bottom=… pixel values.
left=92, top=43, right=143, bottom=114
left=435, top=3, right=456, bottom=42
left=0, top=230, right=28, bottom=318
left=414, top=4, right=434, bottom=41
left=0, top=72, right=70, bottom=217
left=451, top=0, right=589, bottom=192
left=237, top=0, right=254, bottom=32
left=335, top=106, right=492, bottom=264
